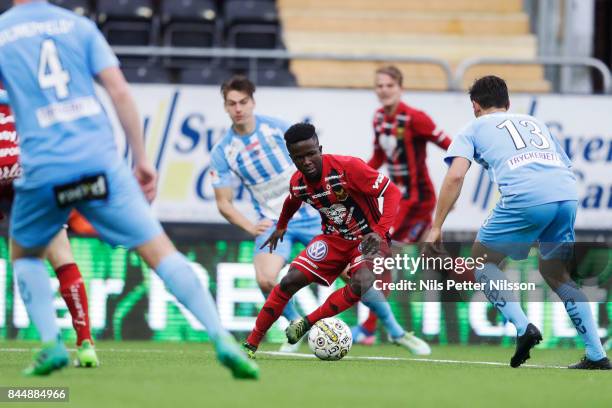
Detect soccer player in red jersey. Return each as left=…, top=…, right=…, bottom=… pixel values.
left=0, top=93, right=98, bottom=367
left=353, top=65, right=453, bottom=343
left=243, top=123, right=404, bottom=356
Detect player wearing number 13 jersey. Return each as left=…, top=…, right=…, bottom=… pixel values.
left=427, top=76, right=608, bottom=369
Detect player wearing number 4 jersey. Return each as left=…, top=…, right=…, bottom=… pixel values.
left=426, top=75, right=609, bottom=369
left=0, top=0, right=257, bottom=378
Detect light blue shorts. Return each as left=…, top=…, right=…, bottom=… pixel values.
left=477, top=200, right=577, bottom=260
left=10, top=163, right=163, bottom=249
left=254, top=219, right=321, bottom=262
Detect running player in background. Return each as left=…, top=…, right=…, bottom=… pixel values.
left=426, top=75, right=610, bottom=369
left=352, top=65, right=452, bottom=344
left=0, top=89, right=98, bottom=367
left=0, top=0, right=257, bottom=378
left=210, top=75, right=321, bottom=353
left=243, top=123, right=429, bottom=357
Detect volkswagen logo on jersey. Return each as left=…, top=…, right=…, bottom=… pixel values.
left=307, top=240, right=328, bottom=261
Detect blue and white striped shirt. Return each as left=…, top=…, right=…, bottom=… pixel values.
left=210, top=114, right=319, bottom=223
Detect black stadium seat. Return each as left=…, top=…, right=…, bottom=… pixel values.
left=96, top=0, right=159, bottom=67
left=160, top=0, right=220, bottom=68
left=50, top=0, right=92, bottom=17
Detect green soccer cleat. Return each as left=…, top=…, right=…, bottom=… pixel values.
left=23, top=341, right=69, bottom=377
left=242, top=342, right=257, bottom=359
left=74, top=340, right=99, bottom=368
left=285, top=317, right=311, bottom=345
left=215, top=336, right=259, bottom=380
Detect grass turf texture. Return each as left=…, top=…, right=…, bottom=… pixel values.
left=0, top=340, right=610, bottom=408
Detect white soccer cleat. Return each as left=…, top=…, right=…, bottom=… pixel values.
left=390, top=332, right=432, bottom=356
left=279, top=335, right=304, bottom=353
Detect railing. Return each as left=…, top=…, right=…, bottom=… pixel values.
left=454, top=56, right=612, bottom=94
left=112, top=46, right=612, bottom=94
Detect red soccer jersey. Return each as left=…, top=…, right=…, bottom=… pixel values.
left=277, top=154, right=400, bottom=241
left=368, top=101, right=451, bottom=205
left=0, top=103, right=20, bottom=185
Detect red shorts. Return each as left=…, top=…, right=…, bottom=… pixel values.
left=391, top=200, right=434, bottom=243
left=291, top=234, right=374, bottom=286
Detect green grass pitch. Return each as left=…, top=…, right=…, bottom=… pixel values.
left=0, top=340, right=610, bottom=408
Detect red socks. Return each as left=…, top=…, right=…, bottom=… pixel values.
left=306, top=285, right=360, bottom=325
left=246, top=285, right=291, bottom=347
left=55, top=263, right=92, bottom=346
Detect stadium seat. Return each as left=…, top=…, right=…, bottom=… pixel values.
left=178, top=66, right=231, bottom=85
left=224, top=0, right=283, bottom=69
left=223, top=0, right=278, bottom=27
left=97, top=0, right=159, bottom=68
left=122, top=65, right=172, bottom=84
left=160, top=0, right=220, bottom=68
left=254, top=68, right=297, bottom=87
left=50, top=0, right=92, bottom=17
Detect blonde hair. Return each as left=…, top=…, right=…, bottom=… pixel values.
left=376, top=65, right=403, bottom=87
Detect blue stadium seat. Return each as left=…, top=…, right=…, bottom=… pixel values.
left=50, top=0, right=92, bottom=17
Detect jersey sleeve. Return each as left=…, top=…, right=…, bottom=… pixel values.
left=412, top=110, right=452, bottom=150
left=346, top=157, right=391, bottom=197
left=209, top=145, right=234, bottom=189
left=0, top=90, right=8, bottom=105
left=84, top=20, right=119, bottom=75
left=444, top=122, right=476, bottom=166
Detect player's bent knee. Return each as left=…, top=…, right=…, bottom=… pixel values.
left=349, top=267, right=375, bottom=297
left=279, top=267, right=309, bottom=295
left=137, top=233, right=177, bottom=269
left=257, top=278, right=276, bottom=293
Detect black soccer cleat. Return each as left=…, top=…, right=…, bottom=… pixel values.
left=510, top=323, right=542, bottom=368
left=568, top=356, right=611, bottom=370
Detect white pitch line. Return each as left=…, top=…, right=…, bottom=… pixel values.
left=259, top=351, right=567, bottom=369
left=0, top=347, right=566, bottom=369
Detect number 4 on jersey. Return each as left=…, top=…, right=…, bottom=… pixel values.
left=38, top=39, right=71, bottom=99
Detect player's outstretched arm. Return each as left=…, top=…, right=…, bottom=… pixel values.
left=98, top=67, right=157, bottom=201
left=427, top=157, right=471, bottom=244
left=214, top=187, right=272, bottom=237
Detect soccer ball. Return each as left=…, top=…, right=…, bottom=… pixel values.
left=307, top=317, right=352, bottom=361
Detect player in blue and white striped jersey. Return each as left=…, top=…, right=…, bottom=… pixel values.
left=210, top=77, right=320, bottom=353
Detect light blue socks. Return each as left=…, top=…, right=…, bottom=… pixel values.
left=14, top=258, right=60, bottom=342
left=475, top=263, right=529, bottom=336
left=155, top=252, right=227, bottom=341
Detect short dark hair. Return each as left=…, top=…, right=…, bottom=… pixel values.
left=469, top=75, right=509, bottom=109
left=221, top=75, right=255, bottom=100
left=284, top=123, right=318, bottom=145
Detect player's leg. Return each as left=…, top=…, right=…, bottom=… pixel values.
left=10, top=187, right=71, bottom=376
left=46, top=228, right=98, bottom=367
left=537, top=201, right=609, bottom=369
left=474, top=205, right=546, bottom=367
left=78, top=164, right=258, bottom=379
left=286, top=264, right=372, bottom=344
left=254, top=223, right=301, bottom=322
left=244, top=266, right=312, bottom=355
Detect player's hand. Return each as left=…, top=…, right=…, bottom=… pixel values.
left=133, top=162, right=158, bottom=203
left=260, top=228, right=287, bottom=253
left=249, top=219, right=274, bottom=237
left=423, top=227, right=445, bottom=256
left=361, top=232, right=383, bottom=257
